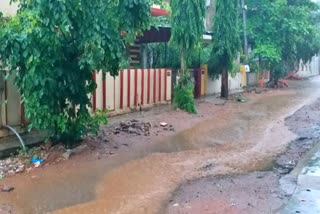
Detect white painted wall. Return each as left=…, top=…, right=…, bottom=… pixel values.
left=207, top=73, right=243, bottom=95
left=94, top=69, right=172, bottom=115
left=0, top=0, right=17, bottom=16
left=297, top=56, right=320, bottom=78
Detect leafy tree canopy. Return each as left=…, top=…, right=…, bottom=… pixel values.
left=246, top=0, right=320, bottom=79
left=170, top=0, right=206, bottom=70
left=0, top=0, right=151, bottom=145
left=208, top=0, right=240, bottom=78
left=208, top=0, right=240, bottom=98
left=169, top=0, right=206, bottom=113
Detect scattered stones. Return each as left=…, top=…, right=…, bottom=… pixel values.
left=72, top=144, right=88, bottom=154
left=34, top=162, right=41, bottom=168
left=62, top=150, right=72, bottom=160
left=111, top=120, right=175, bottom=137
left=230, top=202, right=237, bottom=206
left=0, top=158, right=25, bottom=179
left=128, top=127, right=137, bottom=134
left=200, top=162, right=216, bottom=171
left=15, top=165, right=25, bottom=173
left=113, top=119, right=152, bottom=136
left=1, top=185, right=14, bottom=193
left=160, top=122, right=168, bottom=127
left=62, top=144, right=88, bottom=160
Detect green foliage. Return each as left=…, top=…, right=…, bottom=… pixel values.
left=0, top=0, right=151, bottom=145
left=143, top=43, right=211, bottom=69
left=119, top=0, right=152, bottom=42
left=208, top=0, right=241, bottom=77
left=169, top=0, right=206, bottom=113
left=143, top=43, right=180, bottom=68
left=170, top=0, right=206, bottom=72
left=150, top=0, right=170, bottom=27
left=246, top=0, right=320, bottom=80
left=271, top=63, right=286, bottom=82
left=249, top=59, right=259, bottom=73
left=208, top=0, right=240, bottom=98
left=173, top=73, right=197, bottom=114
left=16, top=146, right=42, bottom=166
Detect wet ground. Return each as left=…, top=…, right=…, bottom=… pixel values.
left=166, top=172, right=286, bottom=214
left=166, top=96, right=320, bottom=214
left=1, top=78, right=320, bottom=214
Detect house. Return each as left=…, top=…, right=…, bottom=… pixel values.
left=0, top=0, right=17, bottom=17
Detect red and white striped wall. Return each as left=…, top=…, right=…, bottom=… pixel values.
left=92, top=68, right=172, bottom=114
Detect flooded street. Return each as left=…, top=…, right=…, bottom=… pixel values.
left=1, top=78, right=320, bottom=214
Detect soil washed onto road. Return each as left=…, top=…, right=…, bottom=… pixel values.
left=1, top=78, right=320, bottom=214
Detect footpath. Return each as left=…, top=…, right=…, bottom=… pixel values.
left=283, top=146, right=320, bottom=214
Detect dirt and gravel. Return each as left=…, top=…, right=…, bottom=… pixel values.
left=0, top=78, right=320, bottom=214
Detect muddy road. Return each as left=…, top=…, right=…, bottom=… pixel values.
left=1, top=78, right=320, bottom=214
left=166, top=95, right=320, bottom=214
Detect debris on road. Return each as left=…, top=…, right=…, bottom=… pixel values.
left=160, top=122, right=168, bottom=127
left=230, top=201, right=237, bottom=206
left=31, top=158, right=44, bottom=168
left=236, top=96, right=246, bottom=103
left=62, top=144, right=88, bottom=160
left=0, top=158, right=25, bottom=179
left=62, top=150, right=72, bottom=160
left=15, top=165, right=25, bottom=173
left=34, top=162, right=41, bottom=168
left=1, top=185, right=14, bottom=193
left=113, top=119, right=152, bottom=136
left=200, top=162, right=216, bottom=171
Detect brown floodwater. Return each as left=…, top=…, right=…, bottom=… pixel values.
left=1, top=78, right=320, bottom=214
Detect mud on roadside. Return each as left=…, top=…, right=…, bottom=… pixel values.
left=165, top=98, right=320, bottom=214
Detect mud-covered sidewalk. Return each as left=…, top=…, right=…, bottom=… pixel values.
left=1, top=77, right=320, bottom=214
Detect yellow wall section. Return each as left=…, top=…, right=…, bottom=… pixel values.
left=240, top=65, right=247, bottom=88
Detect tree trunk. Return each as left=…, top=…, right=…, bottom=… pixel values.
left=181, top=49, right=185, bottom=75
left=221, top=67, right=229, bottom=98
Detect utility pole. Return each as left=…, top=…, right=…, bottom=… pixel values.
left=241, top=0, right=248, bottom=56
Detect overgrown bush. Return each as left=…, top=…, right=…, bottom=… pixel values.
left=0, top=0, right=150, bottom=146
left=56, top=110, right=108, bottom=148
left=173, top=73, right=197, bottom=114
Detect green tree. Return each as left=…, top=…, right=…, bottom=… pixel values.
left=169, top=0, right=206, bottom=113
left=208, top=0, right=241, bottom=98
left=170, top=0, right=206, bottom=74
left=246, top=0, right=320, bottom=84
left=0, top=0, right=151, bottom=145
